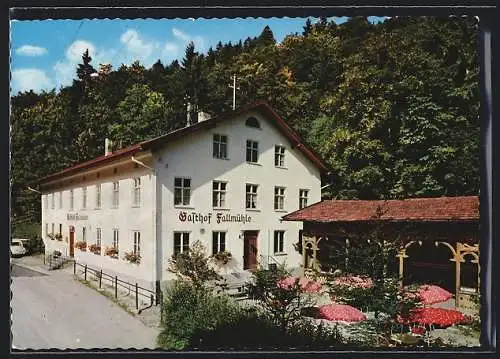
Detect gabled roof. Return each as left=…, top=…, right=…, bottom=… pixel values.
left=282, top=196, right=479, bottom=223
left=36, top=101, right=328, bottom=185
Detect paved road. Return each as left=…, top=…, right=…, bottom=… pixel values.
left=11, top=264, right=160, bottom=350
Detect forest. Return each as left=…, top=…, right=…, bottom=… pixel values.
left=10, top=16, right=480, bottom=237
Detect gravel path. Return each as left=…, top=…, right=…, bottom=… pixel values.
left=11, top=266, right=160, bottom=349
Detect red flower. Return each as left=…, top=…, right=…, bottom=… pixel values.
left=411, top=326, right=426, bottom=335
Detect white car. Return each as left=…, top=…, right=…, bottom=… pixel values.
left=10, top=239, right=27, bottom=257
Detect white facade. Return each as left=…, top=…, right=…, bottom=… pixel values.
left=40, top=106, right=323, bottom=289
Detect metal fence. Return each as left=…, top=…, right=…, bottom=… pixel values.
left=72, top=261, right=160, bottom=313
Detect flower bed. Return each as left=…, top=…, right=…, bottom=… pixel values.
left=277, top=276, right=323, bottom=293
left=332, top=275, right=373, bottom=289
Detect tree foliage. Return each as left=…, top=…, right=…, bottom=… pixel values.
left=10, top=17, right=480, bottom=231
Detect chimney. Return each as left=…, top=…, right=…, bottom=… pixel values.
left=105, top=138, right=113, bottom=156
left=186, top=102, right=194, bottom=126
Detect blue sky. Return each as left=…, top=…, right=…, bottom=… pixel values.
left=10, top=17, right=386, bottom=94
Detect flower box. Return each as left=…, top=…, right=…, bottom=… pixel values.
left=105, top=246, right=119, bottom=259
left=75, top=241, right=87, bottom=251
left=124, top=251, right=140, bottom=264
left=89, top=243, right=101, bottom=255
left=212, top=250, right=232, bottom=264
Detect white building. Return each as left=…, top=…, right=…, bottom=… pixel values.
left=37, top=102, right=327, bottom=290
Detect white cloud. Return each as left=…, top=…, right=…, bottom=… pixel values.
left=120, top=29, right=161, bottom=62
left=47, top=28, right=205, bottom=90
left=65, top=40, right=96, bottom=62
left=15, top=45, right=48, bottom=56
left=161, top=42, right=179, bottom=63
left=11, top=68, right=53, bottom=93
left=53, top=40, right=116, bottom=88
left=172, top=28, right=205, bottom=51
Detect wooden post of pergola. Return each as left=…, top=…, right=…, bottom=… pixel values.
left=396, top=240, right=422, bottom=288
left=435, top=241, right=480, bottom=308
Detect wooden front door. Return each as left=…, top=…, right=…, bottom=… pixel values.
left=69, top=228, right=75, bottom=257
left=243, top=231, right=258, bottom=270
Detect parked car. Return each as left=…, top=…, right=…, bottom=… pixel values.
left=10, top=239, right=28, bottom=257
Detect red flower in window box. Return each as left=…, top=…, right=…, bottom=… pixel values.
left=88, top=243, right=101, bottom=255
left=75, top=241, right=87, bottom=251
left=124, top=250, right=141, bottom=264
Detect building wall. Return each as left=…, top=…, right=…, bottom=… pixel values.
left=41, top=110, right=323, bottom=286
left=155, top=110, right=322, bottom=281
left=41, top=158, right=157, bottom=285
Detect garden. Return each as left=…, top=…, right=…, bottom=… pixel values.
left=157, top=241, right=480, bottom=350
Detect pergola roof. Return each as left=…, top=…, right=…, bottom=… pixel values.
left=282, top=196, right=479, bottom=223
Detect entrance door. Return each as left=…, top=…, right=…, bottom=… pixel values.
left=243, top=231, right=258, bottom=270
left=69, top=227, right=75, bottom=257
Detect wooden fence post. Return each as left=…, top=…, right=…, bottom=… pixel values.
left=73, top=260, right=76, bottom=275
left=99, top=269, right=103, bottom=288
left=84, top=264, right=87, bottom=281
left=115, top=276, right=118, bottom=298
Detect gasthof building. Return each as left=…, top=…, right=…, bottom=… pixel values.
left=37, top=102, right=328, bottom=289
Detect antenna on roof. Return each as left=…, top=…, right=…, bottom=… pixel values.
left=228, top=74, right=240, bottom=110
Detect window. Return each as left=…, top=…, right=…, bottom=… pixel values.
left=245, top=116, right=261, bottom=129
left=274, top=187, right=285, bottom=210
left=174, top=178, right=191, bottom=206
left=275, top=145, right=285, bottom=167
left=133, top=231, right=141, bottom=257
left=213, top=134, right=228, bottom=159
left=112, top=181, right=119, bottom=208
left=212, top=181, right=227, bottom=208
left=70, top=189, right=74, bottom=211
left=51, top=223, right=54, bottom=235
left=299, top=189, right=309, bottom=209
left=274, top=231, right=285, bottom=254
left=59, top=224, right=62, bottom=236
left=212, top=232, right=226, bottom=255
left=51, top=193, right=55, bottom=209
left=95, top=184, right=102, bottom=208
left=96, top=228, right=102, bottom=248
left=133, top=178, right=141, bottom=207
left=82, top=227, right=87, bottom=242
left=174, top=232, right=190, bottom=256
left=82, top=187, right=87, bottom=209
left=113, top=229, right=119, bottom=251
left=59, top=191, right=63, bottom=209
left=246, top=140, right=259, bottom=163
left=246, top=184, right=258, bottom=209
left=44, top=195, right=48, bottom=210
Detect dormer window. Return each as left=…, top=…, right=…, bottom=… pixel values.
left=245, top=116, right=260, bottom=129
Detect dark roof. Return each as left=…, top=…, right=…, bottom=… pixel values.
left=36, top=101, right=328, bottom=185
left=282, top=196, right=479, bottom=223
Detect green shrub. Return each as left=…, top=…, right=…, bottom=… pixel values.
left=157, top=280, right=241, bottom=350
left=158, top=279, right=348, bottom=350
left=168, top=240, right=221, bottom=289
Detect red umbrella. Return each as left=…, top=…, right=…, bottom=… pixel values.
left=402, top=307, right=467, bottom=328
left=417, top=285, right=453, bottom=305
left=317, top=303, right=367, bottom=322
